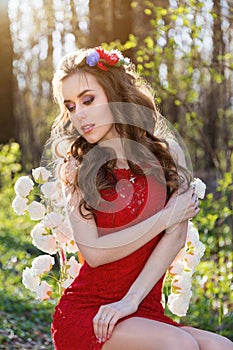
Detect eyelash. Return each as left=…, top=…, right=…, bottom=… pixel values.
left=83, top=96, right=94, bottom=105
left=66, top=105, right=75, bottom=112
left=65, top=96, right=94, bottom=112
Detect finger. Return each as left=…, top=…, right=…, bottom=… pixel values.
left=93, top=305, right=106, bottom=338
left=94, top=313, right=110, bottom=343
left=101, top=314, right=114, bottom=342
left=93, top=315, right=100, bottom=341
left=107, top=314, right=120, bottom=340
left=194, top=207, right=200, bottom=216
left=193, top=194, right=198, bottom=206
left=93, top=312, right=105, bottom=341
left=97, top=316, right=106, bottom=342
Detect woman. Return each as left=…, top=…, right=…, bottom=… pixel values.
left=50, top=47, right=233, bottom=350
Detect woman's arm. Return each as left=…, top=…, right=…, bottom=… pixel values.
left=123, top=138, right=192, bottom=304
left=92, top=140, right=194, bottom=341
left=63, top=140, right=197, bottom=267
left=65, top=185, right=196, bottom=267
left=124, top=221, right=188, bottom=304
left=93, top=221, right=188, bottom=342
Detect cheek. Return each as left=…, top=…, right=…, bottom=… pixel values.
left=100, top=106, right=114, bottom=124
left=69, top=115, right=81, bottom=131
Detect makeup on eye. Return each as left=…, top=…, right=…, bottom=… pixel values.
left=65, top=102, right=76, bottom=112
left=64, top=95, right=95, bottom=113
left=82, top=95, right=94, bottom=105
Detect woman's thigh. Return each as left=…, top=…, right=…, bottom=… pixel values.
left=182, top=326, right=233, bottom=350
left=102, top=317, right=200, bottom=350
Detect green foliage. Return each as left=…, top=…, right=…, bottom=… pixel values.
left=0, top=143, right=54, bottom=348
left=190, top=173, right=233, bottom=340
left=0, top=292, right=54, bottom=349
left=163, top=173, right=233, bottom=339
left=2, top=142, right=233, bottom=346
left=114, top=0, right=233, bottom=175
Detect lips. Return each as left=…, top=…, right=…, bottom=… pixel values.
left=81, top=124, right=95, bottom=133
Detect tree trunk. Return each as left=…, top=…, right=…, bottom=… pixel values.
left=0, top=0, right=16, bottom=143
left=203, top=0, right=225, bottom=171
left=89, top=0, right=132, bottom=52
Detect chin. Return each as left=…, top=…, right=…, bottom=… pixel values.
left=82, top=135, right=101, bottom=144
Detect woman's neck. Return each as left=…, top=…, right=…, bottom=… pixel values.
left=98, top=137, right=129, bottom=169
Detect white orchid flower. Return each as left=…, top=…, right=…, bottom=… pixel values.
left=43, top=212, right=64, bottom=229
left=167, top=178, right=206, bottom=316
left=22, top=267, right=40, bottom=291
left=63, top=239, right=79, bottom=254
left=27, top=201, right=46, bottom=220
left=35, top=281, right=53, bottom=300
left=31, top=223, right=57, bottom=254
left=12, top=195, right=28, bottom=215
left=53, top=220, right=74, bottom=243
left=167, top=291, right=192, bottom=317
left=61, top=277, right=75, bottom=289
left=66, top=256, right=81, bottom=279
left=192, top=177, right=206, bottom=199
left=32, top=167, right=51, bottom=183
left=31, top=255, right=55, bottom=275
left=14, top=176, right=34, bottom=197
left=41, top=181, right=60, bottom=200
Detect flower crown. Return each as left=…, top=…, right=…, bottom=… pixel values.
left=86, top=47, right=130, bottom=71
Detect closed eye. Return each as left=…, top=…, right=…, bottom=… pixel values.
left=83, top=95, right=94, bottom=105
left=65, top=103, right=76, bottom=112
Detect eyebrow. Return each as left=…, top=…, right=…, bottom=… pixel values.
left=64, top=89, right=94, bottom=103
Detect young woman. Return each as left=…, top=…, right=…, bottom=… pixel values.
left=50, top=47, right=233, bottom=350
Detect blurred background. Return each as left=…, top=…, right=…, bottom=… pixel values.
left=0, top=0, right=232, bottom=349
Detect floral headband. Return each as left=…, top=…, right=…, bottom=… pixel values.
left=86, top=47, right=130, bottom=71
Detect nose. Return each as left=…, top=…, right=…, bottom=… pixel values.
left=73, top=107, right=87, bottom=121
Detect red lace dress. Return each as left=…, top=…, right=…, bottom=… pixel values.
left=51, top=168, right=181, bottom=350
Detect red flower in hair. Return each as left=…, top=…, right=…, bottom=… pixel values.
left=86, top=47, right=130, bottom=71
left=95, top=47, right=120, bottom=71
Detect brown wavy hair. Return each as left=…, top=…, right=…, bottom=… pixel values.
left=50, top=48, right=191, bottom=219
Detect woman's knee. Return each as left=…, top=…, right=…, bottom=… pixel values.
left=182, top=326, right=233, bottom=350
left=172, top=331, right=199, bottom=350
left=203, top=335, right=233, bottom=350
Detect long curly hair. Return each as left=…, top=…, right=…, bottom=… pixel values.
left=50, top=48, right=191, bottom=219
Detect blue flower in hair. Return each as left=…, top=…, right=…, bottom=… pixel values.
left=86, top=50, right=100, bottom=67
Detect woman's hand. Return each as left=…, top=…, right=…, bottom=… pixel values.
left=165, top=186, right=200, bottom=227
left=93, top=294, right=139, bottom=343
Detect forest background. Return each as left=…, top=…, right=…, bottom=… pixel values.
left=0, top=0, right=232, bottom=349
